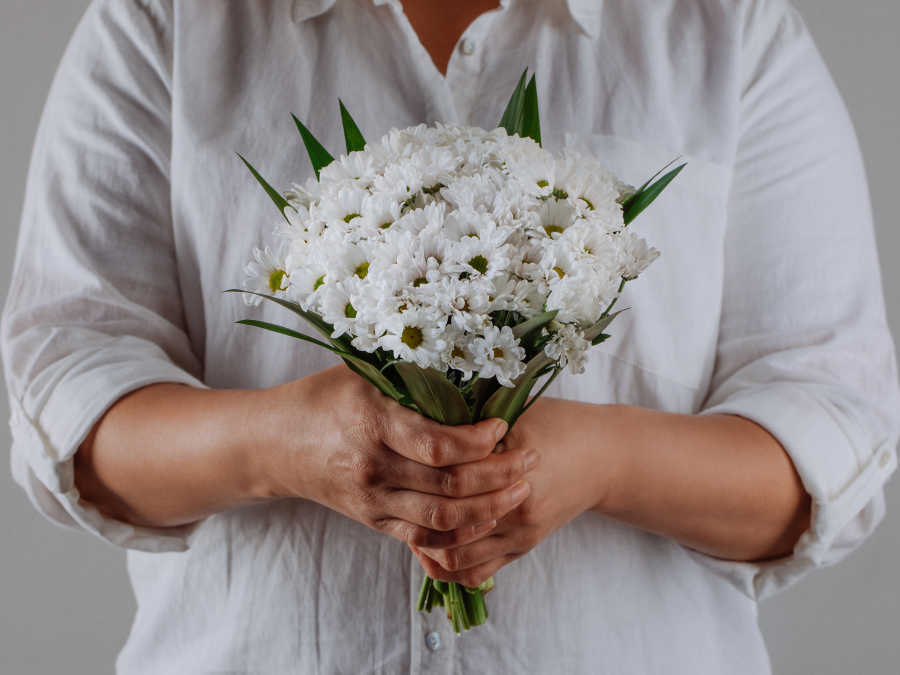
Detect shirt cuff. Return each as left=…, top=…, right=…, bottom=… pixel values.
left=693, top=382, right=897, bottom=600
left=8, top=339, right=209, bottom=552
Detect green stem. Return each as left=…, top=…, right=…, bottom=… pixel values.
left=417, top=576, right=431, bottom=612
left=518, top=367, right=562, bottom=418
left=601, top=277, right=628, bottom=316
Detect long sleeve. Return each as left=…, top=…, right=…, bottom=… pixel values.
left=693, top=0, right=900, bottom=600
left=1, top=0, right=205, bottom=552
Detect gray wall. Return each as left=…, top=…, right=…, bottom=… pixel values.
left=1, top=2, right=897, bottom=673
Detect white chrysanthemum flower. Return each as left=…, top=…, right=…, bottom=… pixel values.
left=615, top=228, right=661, bottom=280
left=544, top=322, right=591, bottom=374
left=535, top=200, right=577, bottom=239
left=378, top=308, right=448, bottom=370
left=471, top=326, right=526, bottom=387
left=242, top=245, right=289, bottom=305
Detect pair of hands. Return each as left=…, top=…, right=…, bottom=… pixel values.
left=264, top=365, right=606, bottom=588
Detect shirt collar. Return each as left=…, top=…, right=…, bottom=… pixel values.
left=292, top=0, right=600, bottom=38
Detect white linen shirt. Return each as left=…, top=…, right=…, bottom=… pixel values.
left=4, top=0, right=899, bottom=673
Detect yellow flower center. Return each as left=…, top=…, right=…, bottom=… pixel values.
left=468, top=255, right=489, bottom=275
left=267, top=269, right=287, bottom=292
left=543, top=224, right=564, bottom=236
left=401, top=326, right=424, bottom=349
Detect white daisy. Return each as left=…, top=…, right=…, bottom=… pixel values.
left=471, top=325, right=526, bottom=387
left=241, top=245, right=289, bottom=305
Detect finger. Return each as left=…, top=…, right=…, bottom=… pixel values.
left=417, top=533, right=510, bottom=573
left=373, top=517, right=498, bottom=549
left=384, top=444, right=539, bottom=497
left=386, top=480, right=531, bottom=531
left=380, top=405, right=507, bottom=467
left=412, top=546, right=517, bottom=589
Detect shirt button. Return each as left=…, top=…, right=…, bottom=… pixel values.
left=460, top=38, right=476, bottom=55
left=425, top=631, right=442, bottom=651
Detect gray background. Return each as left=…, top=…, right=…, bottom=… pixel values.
left=1, top=1, right=897, bottom=673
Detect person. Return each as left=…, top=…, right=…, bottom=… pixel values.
left=3, top=0, right=898, bottom=672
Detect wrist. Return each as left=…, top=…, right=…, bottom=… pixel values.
left=240, top=374, right=326, bottom=503
left=214, top=386, right=289, bottom=504
left=588, top=403, right=641, bottom=516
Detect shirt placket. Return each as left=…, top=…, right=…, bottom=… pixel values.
left=443, top=11, right=496, bottom=125
left=408, top=556, right=457, bottom=674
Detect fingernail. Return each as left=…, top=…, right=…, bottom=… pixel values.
left=523, top=449, right=539, bottom=472
left=511, top=480, right=531, bottom=504
left=493, top=419, right=508, bottom=442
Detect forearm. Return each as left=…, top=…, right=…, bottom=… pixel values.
left=74, top=383, right=275, bottom=528
left=591, top=403, right=811, bottom=561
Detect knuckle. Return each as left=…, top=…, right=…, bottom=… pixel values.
left=352, top=456, right=381, bottom=488
left=441, top=467, right=466, bottom=497
left=327, top=449, right=382, bottom=490
left=352, top=406, right=385, bottom=445
left=416, top=434, right=443, bottom=466
left=501, top=457, right=520, bottom=484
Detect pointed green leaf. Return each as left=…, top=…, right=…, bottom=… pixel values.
left=511, top=310, right=558, bottom=340
left=394, top=364, right=472, bottom=425
left=237, top=154, right=290, bottom=221
left=339, top=100, right=367, bottom=153
left=340, top=354, right=406, bottom=402
left=291, top=114, right=335, bottom=181
left=478, top=352, right=554, bottom=424
left=521, top=74, right=542, bottom=146
left=225, top=289, right=352, bottom=351
left=626, top=157, right=681, bottom=201
left=591, top=332, right=612, bottom=346
left=498, top=69, right=529, bottom=136
left=583, top=308, right=628, bottom=343
left=623, top=163, right=686, bottom=225
left=235, top=319, right=348, bottom=355
left=480, top=377, right=537, bottom=426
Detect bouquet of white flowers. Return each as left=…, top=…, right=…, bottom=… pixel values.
left=231, top=70, right=683, bottom=633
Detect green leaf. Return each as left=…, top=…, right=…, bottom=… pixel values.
left=622, top=163, right=686, bottom=225
left=627, top=157, right=681, bottom=199
left=340, top=354, right=406, bottom=402
left=339, top=100, right=367, bottom=153
left=583, top=308, right=628, bottom=343
left=498, top=69, right=529, bottom=137
left=237, top=154, right=290, bottom=221
left=394, top=364, right=472, bottom=425
left=479, top=352, right=554, bottom=424
left=291, top=114, right=335, bottom=181
left=521, top=74, right=542, bottom=146
left=591, top=332, right=612, bottom=346
left=511, top=310, right=558, bottom=340
left=235, top=319, right=348, bottom=355
left=225, top=289, right=352, bottom=352
left=480, top=377, right=537, bottom=426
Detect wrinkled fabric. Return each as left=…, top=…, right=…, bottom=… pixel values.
left=3, top=0, right=898, bottom=673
